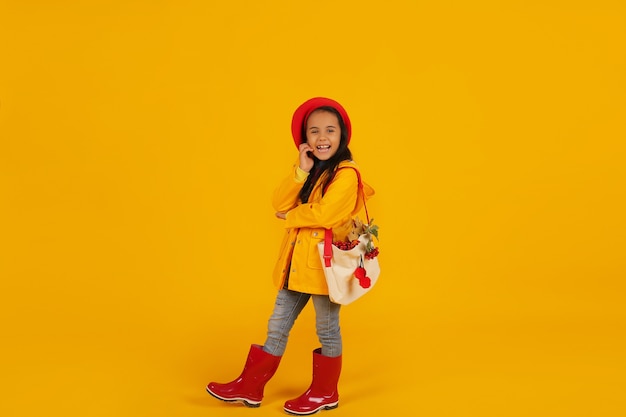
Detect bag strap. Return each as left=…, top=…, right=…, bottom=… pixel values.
left=323, top=228, right=334, bottom=267
left=322, top=167, right=370, bottom=223
left=322, top=167, right=370, bottom=267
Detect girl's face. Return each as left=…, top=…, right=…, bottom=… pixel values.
left=305, top=110, right=342, bottom=161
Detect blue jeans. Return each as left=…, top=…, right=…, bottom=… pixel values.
left=262, top=289, right=342, bottom=358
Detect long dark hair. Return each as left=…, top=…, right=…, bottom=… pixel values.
left=298, top=106, right=353, bottom=203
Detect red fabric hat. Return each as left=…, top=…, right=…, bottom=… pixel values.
left=291, top=97, right=352, bottom=148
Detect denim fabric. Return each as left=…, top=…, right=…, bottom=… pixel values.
left=262, top=289, right=342, bottom=357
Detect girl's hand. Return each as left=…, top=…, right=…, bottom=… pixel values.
left=298, top=143, right=314, bottom=173
left=275, top=212, right=287, bottom=220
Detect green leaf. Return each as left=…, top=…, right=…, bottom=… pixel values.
left=365, top=218, right=379, bottom=240
left=368, top=225, right=379, bottom=239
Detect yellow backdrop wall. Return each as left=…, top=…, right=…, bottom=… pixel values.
left=1, top=1, right=625, bottom=416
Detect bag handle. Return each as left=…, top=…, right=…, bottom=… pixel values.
left=322, top=167, right=370, bottom=267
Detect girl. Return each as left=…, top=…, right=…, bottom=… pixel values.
left=206, top=97, right=375, bottom=415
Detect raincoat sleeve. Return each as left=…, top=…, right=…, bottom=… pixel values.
left=284, top=168, right=358, bottom=229
left=272, top=163, right=307, bottom=213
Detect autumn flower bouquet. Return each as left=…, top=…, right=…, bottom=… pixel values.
left=331, top=217, right=380, bottom=289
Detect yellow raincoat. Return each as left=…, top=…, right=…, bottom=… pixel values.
left=272, top=160, right=375, bottom=294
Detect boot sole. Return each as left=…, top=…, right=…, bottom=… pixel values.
left=205, top=386, right=261, bottom=408
left=284, top=402, right=339, bottom=415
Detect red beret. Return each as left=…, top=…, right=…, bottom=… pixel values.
left=291, top=97, right=352, bottom=148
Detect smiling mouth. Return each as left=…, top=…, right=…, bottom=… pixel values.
left=316, top=145, right=331, bottom=152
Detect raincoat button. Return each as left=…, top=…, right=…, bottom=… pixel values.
left=313, top=232, right=318, bottom=237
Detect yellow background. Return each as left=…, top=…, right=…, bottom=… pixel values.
left=1, top=1, right=625, bottom=416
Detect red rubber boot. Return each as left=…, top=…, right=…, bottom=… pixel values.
left=283, top=348, right=342, bottom=415
left=206, top=344, right=281, bottom=407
